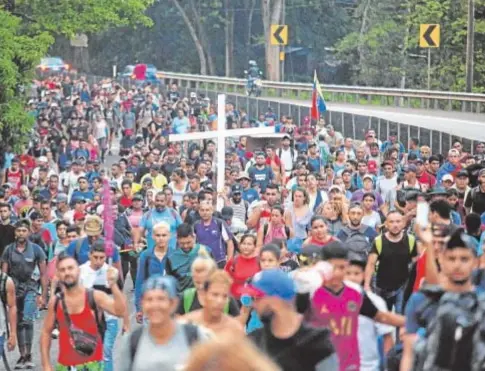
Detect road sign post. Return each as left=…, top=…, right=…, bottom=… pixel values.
left=420, top=24, right=440, bottom=91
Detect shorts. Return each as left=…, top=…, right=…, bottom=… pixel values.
left=18, top=290, right=38, bottom=324
left=55, top=361, right=104, bottom=371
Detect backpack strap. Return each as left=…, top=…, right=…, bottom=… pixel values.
left=144, top=255, right=151, bottom=282
left=408, top=234, right=416, bottom=254
left=74, top=238, right=84, bottom=263
left=375, top=235, right=383, bottom=255
left=263, top=224, right=268, bottom=238
left=230, top=255, right=239, bottom=273
left=129, top=327, right=144, bottom=364
left=223, top=300, right=230, bottom=314
left=284, top=226, right=290, bottom=239
left=183, top=322, right=200, bottom=346
left=183, top=288, right=196, bottom=314
left=87, top=289, right=105, bottom=341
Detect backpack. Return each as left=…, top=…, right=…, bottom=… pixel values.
left=0, top=272, right=10, bottom=338
left=276, top=147, right=297, bottom=172
left=374, top=234, right=415, bottom=255
left=263, top=224, right=290, bottom=241
left=341, top=227, right=372, bottom=262
left=54, top=289, right=107, bottom=341
left=129, top=323, right=199, bottom=363
left=183, top=287, right=229, bottom=314
left=412, top=287, right=485, bottom=371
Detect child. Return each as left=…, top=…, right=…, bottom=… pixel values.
left=295, top=241, right=404, bottom=371
left=239, top=244, right=280, bottom=333
left=345, top=260, right=394, bottom=371
left=270, top=238, right=299, bottom=273
left=225, top=234, right=261, bottom=300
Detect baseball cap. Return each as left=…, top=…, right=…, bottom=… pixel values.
left=133, top=194, right=144, bottom=201
left=442, top=174, right=454, bottom=183
left=231, top=184, right=243, bottom=194
left=73, top=211, right=86, bottom=222
left=457, top=170, right=469, bottom=178
left=237, top=172, right=250, bottom=181
left=282, top=135, right=291, bottom=141
left=56, top=193, right=68, bottom=203
left=404, top=164, right=417, bottom=173
left=71, top=195, right=86, bottom=204
left=142, top=177, right=153, bottom=184
left=150, top=164, right=160, bottom=171
left=38, top=156, right=48, bottom=163
left=362, top=174, right=375, bottom=182
left=142, top=275, right=178, bottom=298
left=220, top=207, right=234, bottom=222
left=84, top=215, right=103, bottom=236
left=240, top=269, right=296, bottom=302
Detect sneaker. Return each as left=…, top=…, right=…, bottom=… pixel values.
left=51, top=328, right=60, bottom=339
left=24, top=355, right=34, bottom=370
left=14, top=356, right=25, bottom=370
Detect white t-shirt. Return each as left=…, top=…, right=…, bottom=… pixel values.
left=358, top=291, right=394, bottom=371
left=362, top=211, right=382, bottom=231
left=79, top=262, right=116, bottom=321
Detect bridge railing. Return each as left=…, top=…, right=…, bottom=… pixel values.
left=156, top=71, right=485, bottom=114
left=84, top=74, right=479, bottom=155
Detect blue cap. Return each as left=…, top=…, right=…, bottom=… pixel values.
left=142, top=275, right=178, bottom=298
left=240, top=269, right=296, bottom=301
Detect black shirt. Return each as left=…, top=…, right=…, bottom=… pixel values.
left=370, top=234, right=417, bottom=291
left=464, top=187, right=485, bottom=215
left=249, top=322, right=337, bottom=371
left=0, top=224, right=15, bottom=257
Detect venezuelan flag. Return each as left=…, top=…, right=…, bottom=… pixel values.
left=311, top=70, right=327, bottom=121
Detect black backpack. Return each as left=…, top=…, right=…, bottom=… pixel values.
left=129, top=323, right=199, bottom=364
left=413, top=287, right=485, bottom=371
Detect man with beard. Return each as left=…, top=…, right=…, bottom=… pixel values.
left=2, top=219, right=48, bottom=369
left=337, top=203, right=378, bottom=261
left=364, top=211, right=417, bottom=312
left=221, top=184, right=249, bottom=224
left=40, top=251, right=126, bottom=371
left=245, top=269, right=338, bottom=371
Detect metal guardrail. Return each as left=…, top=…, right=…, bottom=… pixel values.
left=157, top=71, right=485, bottom=113
left=82, top=74, right=480, bottom=155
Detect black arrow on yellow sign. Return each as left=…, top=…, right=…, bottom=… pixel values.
left=423, top=25, right=437, bottom=47
left=273, top=26, right=285, bottom=44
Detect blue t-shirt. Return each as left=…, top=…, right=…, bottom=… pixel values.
left=140, top=208, right=182, bottom=251
left=242, top=188, right=259, bottom=204
left=134, top=248, right=168, bottom=311
left=66, top=237, right=120, bottom=265
left=248, top=166, right=274, bottom=192
left=71, top=189, right=95, bottom=201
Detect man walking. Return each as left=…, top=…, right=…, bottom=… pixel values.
left=40, top=252, right=126, bottom=371
left=1, top=219, right=47, bottom=369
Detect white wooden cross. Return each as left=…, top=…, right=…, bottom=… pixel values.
left=169, top=94, right=275, bottom=210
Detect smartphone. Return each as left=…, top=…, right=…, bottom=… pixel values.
left=416, top=201, right=430, bottom=228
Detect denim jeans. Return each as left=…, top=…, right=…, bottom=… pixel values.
left=103, top=319, right=119, bottom=371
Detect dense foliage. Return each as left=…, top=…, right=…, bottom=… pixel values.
left=0, top=0, right=153, bottom=149
left=58, top=0, right=484, bottom=92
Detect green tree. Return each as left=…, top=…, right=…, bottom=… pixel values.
left=0, top=9, right=52, bottom=150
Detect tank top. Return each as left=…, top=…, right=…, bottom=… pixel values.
left=169, top=182, right=188, bottom=206
left=5, top=169, right=23, bottom=194
left=56, top=292, right=103, bottom=366
left=127, top=209, right=144, bottom=229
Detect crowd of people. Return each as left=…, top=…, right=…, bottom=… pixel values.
left=0, top=72, right=484, bottom=371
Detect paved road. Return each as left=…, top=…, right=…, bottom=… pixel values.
left=273, top=98, right=485, bottom=141
left=4, top=139, right=138, bottom=370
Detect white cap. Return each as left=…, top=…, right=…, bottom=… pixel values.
left=442, top=174, right=454, bottom=183
left=38, top=156, right=48, bottom=163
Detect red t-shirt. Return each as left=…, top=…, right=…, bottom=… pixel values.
left=305, top=236, right=337, bottom=248
left=120, top=196, right=133, bottom=208
left=57, top=291, right=103, bottom=366
left=225, top=255, right=261, bottom=300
